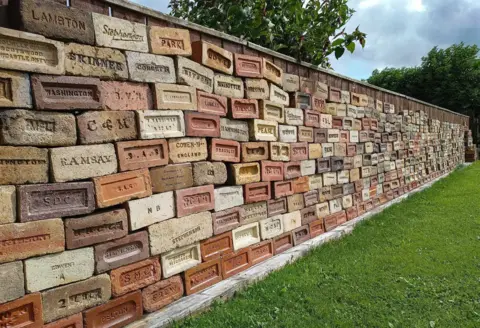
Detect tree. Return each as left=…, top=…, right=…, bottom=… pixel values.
left=169, top=0, right=366, bottom=68
left=367, top=43, right=480, bottom=142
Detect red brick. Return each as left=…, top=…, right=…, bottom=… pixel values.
left=102, top=81, right=152, bottom=111
left=304, top=110, right=320, bottom=127
left=292, top=225, right=310, bottom=245
left=210, top=138, right=240, bottom=162
left=273, top=180, right=294, bottom=198
left=229, top=98, right=259, bottom=119
left=116, top=139, right=168, bottom=171
left=241, top=142, right=269, bottom=162
left=250, top=240, right=274, bottom=265
left=267, top=197, right=288, bottom=217
left=314, top=128, right=328, bottom=143
left=309, top=219, right=325, bottom=238
left=185, top=112, right=221, bottom=137
left=347, top=144, right=356, bottom=156
left=312, top=96, right=326, bottom=112
left=197, top=90, right=227, bottom=116
left=0, top=293, right=43, bottom=328
left=261, top=161, right=284, bottom=182
left=365, top=200, right=374, bottom=211
left=184, top=259, right=223, bottom=295
left=273, top=232, right=293, bottom=254
left=332, top=116, right=343, bottom=129
left=345, top=206, right=357, bottom=220
left=304, top=190, right=318, bottom=207
left=244, top=182, right=271, bottom=203
left=212, top=206, right=244, bottom=235
left=175, top=185, right=214, bottom=217
left=43, top=313, right=82, bottom=328
left=284, top=161, right=302, bottom=180
left=328, top=86, right=342, bottom=103
left=234, top=54, right=263, bottom=78
left=339, top=130, right=349, bottom=143
left=84, top=291, right=142, bottom=328
left=93, top=169, right=152, bottom=208
left=290, top=142, right=308, bottom=161
left=293, top=176, right=310, bottom=193
left=142, top=276, right=184, bottom=313
left=300, top=205, right=317, bottom=225
left=110, top=258, right=161, bottom=297
left=200, top=231, right=233, bottom=262
left=221, top=248, right=252, bottom=279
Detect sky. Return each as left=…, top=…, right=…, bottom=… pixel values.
left=130, top=0, right=480, bottom=80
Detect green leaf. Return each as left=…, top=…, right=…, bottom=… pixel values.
left=331, top=38, right=344, bottom=47
left=346, top=42, right=355, bottom=53
left=335, top=47, right=345, bottom=59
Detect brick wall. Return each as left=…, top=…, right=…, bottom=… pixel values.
left=0, top=0, right=470, bottom=327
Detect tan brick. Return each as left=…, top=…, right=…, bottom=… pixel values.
left=149, top=27, right=192, bottom=56
left=0, top=146, right=48, bottom=184
left=154, top=83, right=196, bottom=110
left=192, top=40, right=233, bottom=75
left=168, top=137, right=208, bottom=164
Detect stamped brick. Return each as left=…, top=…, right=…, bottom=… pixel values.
left=267, top=197, right=288, bottom=217
left=161, top=243, right=201, bottom=278
left=290, top=92, right=311, bottom=110
left=270, top=142, right=290, bottom=161
left=298, top=126, right=314, bottom=142
left=0, top=70, right=31, bottom=109
left=273, top=232, right=293, bottom=254
left=0, top=186, right=15, bottom=225
left=291, top=142, right=309, bottom=161
left=241, top=142, right=268, bottom=162
left=273, top=180, right=294, bottom=198
left=210, top=138, right=240, bottom=162
left=293, top=176, right=310, bottom=193
left=142, top=275, right=184, bottom=312
left=201, top=232, right=233, bottom=261
left=92, top=13, right=147, bottom=52
left=230, top=162, right=261, bottom=185
left=0, top=146, right=48, bottom=184
left=185, top=259, right=223, bottom=296
left=102, top=81, right=152, bottom=111
left=18, top=182, right=95, bottom=222
left=314, top=81, right=329, bottom=99
left=50, top=144, right=117, bottom=182
left=168, top=137, right=208, bottom=164
left=300, top=205, right=317, bottom=226
left=185, top=112, right=220, bottom=137
left=299, top=78, right=314, bottom=94
left=285, top=107, right=304, bottom=125
left=328, top=86, right=342, bottom=103
left=314, top=128, right=327, bottom=143
left=43, top=313, right=83, bottom=328
left=176, top=185, right=214, bottom=217
left=0, top=27, right=64, bottom=75
left=261, top=161, right=283, bottom=181
left=243, top=201, right=268, bottom=224
left=0, top=261, right=24, bottom=304
left=284, top=161, right=301, bottom=180
left=250, top=240, right=274, bottom=265
left=149, top=27, right=191, bottom=56
left=0, top=293, right=43, bottom=328
left=245, top=78, right=269, bottom=99
left=263, top=58, right=283, bottom=86
left=150, top=163, right=192, bottom=192
left=312, top=96, right=326, bottom=112
left=94, top=169, right=151, bottom=208
left=305, top=110, right=321, bottom=128
left=137, top=110, right=185, bottom=139
left=249, top=119, right=278, bottom=141
left=214, top=185, right=244, bottom=212
left=235, top=54, right=263, bottom=78
left=116, top=139, right=168, bottom=172
left=192, top=161, right=227, bottom=186
left=127, top=192, right=174, bottom=230
left=212, top=206, right=243, bottom=235
left=220, top=117, right=249, bottom=141
left=77, top=110, right=136, bottom=144
left=0, top=219, right=64, bottom=264
left=229, top=98, right=259, bottom=119
left=84, top=290, right=142, bottom=328
left=65, top=209, right=127, bottom=250
left=300, top=160, right=316, bottom=176
left=292, top=225, right=310, bottom=245
left=309, top=174, right=323, bottom=190
left=258, top=99, right=284, bottom=123
left=232, top=222, right=260, bottom=250
left=41, top=274, right=111, bottom=323
left=176, top=56, right=214, bottom=93
left=197, top=91, right=227, bottom=116
left=214, top=73, right=244, bottom=98
left=111, top=258, right=160, bottom=297
left=25, top=247, right=94, bottom=293
left=270, top=83, right=289, bottom=105
left=304, top=190, right=319, bottom=207
left=283, top=73, right=299, bottom=92
left=192, top=40, right=233, bottom=75
left=309, top=219, right=325, bottom=238
left=149, top=211, right=213, bottom=255
left=125, top=51, right=175, bottom=83
left=244, top=182, right=270, bottom=204
left=287, top=193, right=305, bottom=212
left=283, top=210, right=301, bottom=232
left=221, top=248, right=252, bottom=278
left=278, top=125, right=297, bottom=142
left=65, top=43, right=127, bottom=79
left=154, top=83, right=196, bottom=110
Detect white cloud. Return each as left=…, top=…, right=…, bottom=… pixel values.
left=358, top=0, right=383, bottom=9
left=408, top=0, right=426, bottom=12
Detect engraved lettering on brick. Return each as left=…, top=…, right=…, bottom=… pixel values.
left=207, top=49, right=231, bottom=69
left=104, top=242, right=142, bottom=262
left=189, top=265, right=219, bottom=287
left=0, top=78, right=12, bottom=101
left=182, top=67, right=212, bottom=86
left=265, top=62, right=280, bottom=77
left=239, top=165, right=259, bottom=176
left=145, top=115, right=181, bottom=132
left=120, top=264, right=155, bottom=287
left=29, top=189, right=88, bottom=215
left=67, top=52, right=124, bottom=72
left=0, top=303, right=35, bottom=327
left=234, top=101, right=256, bottom=113
left=98, top=301, right=136, bottom=324
left=32, top=9, right=87, bottom=30
left=162, top=91, right=192, bottom=104
left=58, top=288, right=102, bottom=310
left=0, top=35, right=58, bottom=65
left=274, top=91, right=286, bottom=101
left=167, top=247, right=195, bottom=266
left=150, top=282, right=181, bottom=303
left=124, top=145, right=164, bottom=165
left=215, top=144, right=238, bottom=156
left=159, top=38, right=185, bottom=50
left=73, top=221, right=124, bottom=239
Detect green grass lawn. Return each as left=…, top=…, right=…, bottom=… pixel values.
left=175, top=163, right=480, bottom=328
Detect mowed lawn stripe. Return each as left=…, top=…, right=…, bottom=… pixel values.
left=175, top=163, right=480, bottom=328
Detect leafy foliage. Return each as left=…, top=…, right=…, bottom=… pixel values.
left=169, top=0, right=366, bottom=68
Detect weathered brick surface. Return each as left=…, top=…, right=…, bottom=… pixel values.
left=142, top=275, right=184, bottom=312
left=0, top=146, right=49, bottom=184
left=235, top=54, right=263, bottom=78
left=0, top=293, right=43, bottom=327
left=127, top=191, right=175, bottom=230
left=110, top=257, right=161, bottom=297
left=201, top=231, right=233, bottom=261
left=0, top=70, right=31, bottom=108
left=43, top=313, right=83, bottom=328
left=149, top=27, right=192, bottom=56
left=176, top=185, right=215, bottom=217
left=192, top=40, right=233, bottom=75
left=102, top=81, right=152, bottom=110
left=197, top=90, right=228, bottom=116
left=0, top=261, right=24, bottom=303
left=185, top=258, right=223, bottom=295
left=77, top=110, right=137, bottom=144
left=126, top=51, right=176, bottom=83
left=154, top=83, right=196, bottom=110
left=160, top=243, right=201, bottom=278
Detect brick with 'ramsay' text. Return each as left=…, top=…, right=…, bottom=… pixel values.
left=154, top=83, right=196, bottom=110
left=77, top=110, right=137, bottom=144
left=210, top=138, right=240, bottom=162
left=149, top=211, right=213, bottom=255
left=168, top=137, right=208, bottom=164
left=185, top=112, right=220, bottom=137
left=116, top=139, right=168, bottom=172
left=192, top=40, right=233, bottom=75
left=176, top=185, right=214, bottom=217
left=185, top=259, right=223, bottom=295
left=111, top=258, right=161, bottom=297
left=127, top=192, right=175, bottom=230
left=235, top=54, right=263, bottom=78
left=150, top=163, right=193, bottom=192
left=142, top=276, right=184, bottom=312
left=197, top=90, right=227, bottom=116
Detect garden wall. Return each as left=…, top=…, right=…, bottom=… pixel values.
left=0, top=0, right=470, bottom=327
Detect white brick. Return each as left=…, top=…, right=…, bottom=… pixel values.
left=259, top=215, right=284, bottom=240
left=282, top=211, right=301, bottom=232
left=232, top=222, right=260, bottom=250
left=161, top=243, right=201, bottom=278
left=127, top=192, right=175, bottom=231
left=214, top=186, right=244, bottom=212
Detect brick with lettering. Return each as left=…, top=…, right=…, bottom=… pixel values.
left=270, top=83, right=289, bottom=105
left=65, top=42, right=128, bottom=79
left=232, top=222, right=260, bottom=251
left=234, top=54, right=263, bottom=77
left=168, top=137, right=208, bottom=164
left=0, top=293, right=43, bottom=327
left=249, top=240, right=273, bottom=265
left=212, top=206, right=243, bottom=235
left=220, top=117, right=249, bottom=141
left=94, top=169, right=152, bottom=208
left=84, top=290, right=142, bottom=328
left=267, top=198, right=287, bottom=217
left=43, top=313, right=83, bottom=328
left=284, top=107, right=304, bottom=126
left=175, top=185, right=214, bottom=217
left=319, top=187, right=332, bottom=203
left=314, top=81, right=329, bottom=99
left=160, top=242, right=201, bottom=278
left=261, top=160, right=283, bottom=182
left=282, top=210, right=301, bottom=232
left=287, top=193, right=305, bottom=212
left=142, top=275, right=184, bottom=312
left=278, top=125, right=297, bottom=142
left=303, top=190, right=318, bottom=207
left=273, top=180, right=294, bottom=199
left=245, top=78, right=269, bottom=99
left=137, top=110, right=185, bottom=139
left=309, top=219, right=325, bottom=238
left=298, top=126, right=314, bottom=142
left=315, top=201, right=330, bottom=218
left=0, top=27, right=64, bottom=75
left=110, top=257, right=160, bottom=297
left=290, top=142, right=308, bottom=161
left=263, top=58, right=283, bottom=86
left=300, top=160, right=316, bottom=176
left=184, top=258, right=223, bottom=295
left=116, top=139, right=168, bottom=172
left=41, top=274, right=111, bottom=323
left=273, top=232, right=293, bottom=254
left=213, top=73, right=244, bottom=98
left=184, top=112, right=220, bottom=138
left=208, top=138, right=240, bottom=162
left=0, top=70, right=31, bottom=108
left=259, top=215, right=284, bottom=240
left=25, top=247, right=93, bottom=293
left=77, top=110, right=136, bottom=144
left=312, top=96, right=326, bottom=112
left=299, top=205, right=317, bottom=225
left=150, top=163, right=192, bottom=193
left=258, top=99, right=284, bottom=123
left=293, top=176, right=310, bottom=193
left=249, top=119, right=279, bottom=141
left=269, top=142, right=290, bottom=161
left=304, top=110, right=320, bottom=128
left=309, top=174, right=323, bottom=190
left=243, top=201, right=267, bottom=224
left=149, top=26, right=191, bottom=56
left=50, top=144, right=117, bottom=182
left=222, top=248, right=252, bottom=279
left=0, top=146, right=48, bottom=184
left=192, top=40, right=233, bottom=74
left=292, top=225, right=311, bottom=245
left=283, top=73, right=299, bottom=92
left=175, top=56, right=214, bottom=93
left=214, top=185, right=244, bottom=212
left=0, top=186, right=15, bottom=225
left=314, top=128, right=327, bottom=143
left=230, top=162, right=261, bottom=185
left=334, top=142, right=347, bottom=157
left=127, top=192, right=175, bottom=231
left=327, top=128, right=340, bottom=142
left=283, top=161, right=301, bottom=180
left=124, top=51, right=176, bottom=84
left=229, top=98, right=259, bottom=119
left=196, top=91, right=227, bottom=117
left=153, top=83, right=196, bottom=110
left=241, top=142, right=268, bottom=162
left=328, top=86, right=342, bottom=103
left=244, top=182, right=270, bottom=204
